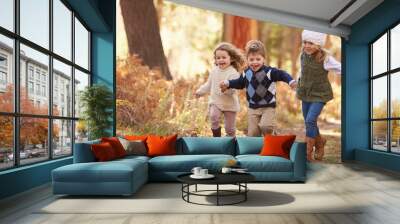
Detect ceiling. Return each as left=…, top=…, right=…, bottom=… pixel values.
left=168, top=0, right=384, bottom=38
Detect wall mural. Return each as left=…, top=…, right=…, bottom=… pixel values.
left=116, top=0, right=342, bottom=163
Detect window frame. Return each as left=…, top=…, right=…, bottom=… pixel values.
left=370, top=21, right=400, bottom=154
left=0, top=0, right=92, bottom=171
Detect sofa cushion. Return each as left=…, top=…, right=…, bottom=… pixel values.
left=236, top=137, right=263, bottom=155
left=73, top=139, right=101, bottom=163
left=116, top=155, right=150, bottom=163
left=91, top=142, right=118, bottom=161
left=147, top=134, right=178, bottom=157
left=109, top=157, right=149, bottom=171
left=236, top=155, right=293, bottom=172
left=52, top=159, right=147, bottom=183
left=101, top=137, right=127, bottom=158
left=53, top=163, right=132, bottom=183
left=178, top=137, right=235, bottom=155
left=125, top=135, right=148, bottom=142
left=260, top=135, right=296, bottom=159
left=119, top=138, right=147, bottom=156
left=148, top=154, right=235, bottom=172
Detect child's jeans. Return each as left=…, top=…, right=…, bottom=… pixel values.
left=209, top=104, right=236, bottom=136
left=302, top=101, right=325, bottom=138
left=247, top=107, right=276, bottom=136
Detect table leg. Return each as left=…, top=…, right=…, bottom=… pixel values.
left=187, top=184, right=190, bottom=202
left=217, top=184, right=219, bottom=206
left=245, top=183, right=247, bottom=201
left=181, top=184, right=183, bottom=199
left=195, top=184, right=197, bottom=192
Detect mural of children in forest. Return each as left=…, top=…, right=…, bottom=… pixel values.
left=117, top=1, right=343, bottom=162
left=220, top=40, right=297, bottom=136
left=194, top=42, right=245, bottom=137
left=296, top=30, right=341, bottom=162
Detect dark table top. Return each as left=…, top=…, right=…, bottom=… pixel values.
left=177, top=172, right=255, bottom=185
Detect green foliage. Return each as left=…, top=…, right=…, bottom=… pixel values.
left=80, top=84, right=114, bottom=140
left=372, top=99, right=400, bottom=139
left=159, top=1, right=222, bottom=78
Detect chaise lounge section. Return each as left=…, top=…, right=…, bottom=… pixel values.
left=52, top=137, right=306, bottom=196
left=52, top=140, right=149, bottom=195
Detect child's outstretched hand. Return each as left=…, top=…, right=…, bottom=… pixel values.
left=289, top=81, right=297, bottom=90
left=220, top=81, right=229, bottom=93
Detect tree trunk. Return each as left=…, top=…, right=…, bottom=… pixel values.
left=262, top=24, right=271, bottom=65
left=120, top=0, right=172, bottom=80
left=325, top=35, right=332, bottom=49
left=222, top=15, right=233, bottom=43
left=222, top=15, right=258, bottom=50
left=290, top=30, right=302, bottom=78
left=277, top=29, right=284, bottom=68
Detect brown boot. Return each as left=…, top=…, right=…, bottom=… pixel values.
left=260, top=126, right=274, bottom=136
left=306, top=137, right=316, bottom=162
left=314, top=135, right=326, bottom=160
left=212, top=127, right=221, bottom=137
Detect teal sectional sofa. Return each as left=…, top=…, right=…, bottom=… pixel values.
left=52, top=137, right=306, bottom=196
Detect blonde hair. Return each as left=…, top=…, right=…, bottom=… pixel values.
left=214, top=42, right=246, bottom=72
left=245, top=40, right=265, bottom=58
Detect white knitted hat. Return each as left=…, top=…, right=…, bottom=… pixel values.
left=302, top=30, right=327, bottom=46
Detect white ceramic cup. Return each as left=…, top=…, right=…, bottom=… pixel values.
left=191, top=167, right=202, bottom=176
left=221, top=167, right=232, bottom=174
left=200, top=169, right=208, bottom=176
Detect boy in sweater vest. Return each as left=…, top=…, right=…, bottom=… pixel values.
left=220, top=40, right=297, bottom=136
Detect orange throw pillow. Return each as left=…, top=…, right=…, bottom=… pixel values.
left=146, top=134, right=178, bottom=157
left=101, top=137, right=127, bottom=158
left=260, top=135, right=296, bottom=159
left=125, top=135, right=148, bottom=142
left=91, top=142, right=117, bottom=161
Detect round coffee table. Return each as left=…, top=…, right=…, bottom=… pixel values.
left=177, top=173, right=255, bottom=206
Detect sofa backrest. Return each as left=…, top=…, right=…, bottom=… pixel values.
left=75, top=137, right=282, bottom=160
left=73, top=139, right=100, bottom=163
left=177, top=137, right=236, bottom=155
left=235, top=137, right=263, bottom=155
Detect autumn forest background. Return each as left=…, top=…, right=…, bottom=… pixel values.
left=116, top=0, right=342, bottom=163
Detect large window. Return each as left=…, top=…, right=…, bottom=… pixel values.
left=0, top=0, right=91, bottom=170
left=371, top=23, right=400, bottom=153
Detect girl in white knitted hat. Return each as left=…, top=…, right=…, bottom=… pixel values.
left=195, top=42, right=245, bottom=137
left=296, top=30, right=341, bottom=161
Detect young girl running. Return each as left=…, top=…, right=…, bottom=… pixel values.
left=195, top=42, right=245, bottom=137
left=296, top=30, right=341, bottom=161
